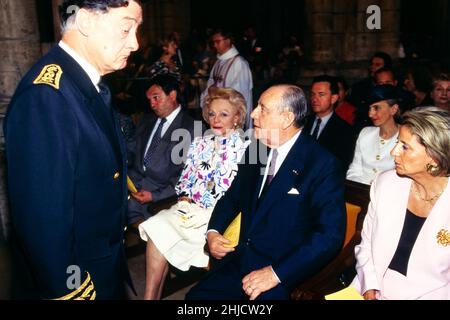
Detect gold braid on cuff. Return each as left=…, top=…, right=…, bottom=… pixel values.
left=54, top=272, right=96, bottom=300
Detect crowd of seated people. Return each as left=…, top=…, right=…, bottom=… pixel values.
left=108, top=28, right=450, bottom=300
left=138, top=87, right=250, bottom=299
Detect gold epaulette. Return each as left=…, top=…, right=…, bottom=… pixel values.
left=54, top=272, right=96, bottom=300
left=33, top=64, right=63, bottom=90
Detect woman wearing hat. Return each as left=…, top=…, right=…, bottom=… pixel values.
left=347, top=85, right=401, bottom=185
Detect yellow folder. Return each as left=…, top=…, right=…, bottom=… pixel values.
left=325, top=286, right=363, bottom=300
left=127, top=175, right=138, bottom=194
left=223, top=212, right=241, bottom=248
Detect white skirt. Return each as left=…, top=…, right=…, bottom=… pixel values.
left=138, top=202, right=213, bottom=271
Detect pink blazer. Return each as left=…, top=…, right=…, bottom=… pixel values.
left=352, top=170, right=450, bottom=299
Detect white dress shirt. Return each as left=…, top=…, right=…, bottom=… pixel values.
left=309, top=112, right=333, bottom=139
left=59, top=41, right=101, bottom=91
left=143, top=106, right=182, bottom=171
left=259, top=130, right=302, bottom=197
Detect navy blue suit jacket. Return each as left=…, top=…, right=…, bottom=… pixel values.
left=4, top=46, right=131, bottom=299
left=207, top=131, right=346, bottom=294
left=304, top=112, right=356, bottom=173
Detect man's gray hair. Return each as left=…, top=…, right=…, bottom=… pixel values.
left=59, top=0, right=137, bottom=34
left=275, top=85, right=308, bottom=128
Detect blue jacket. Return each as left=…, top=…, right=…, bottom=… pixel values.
left=208, top=132, right=346, bottom=293
left=4, top=45, right=131, bottom=299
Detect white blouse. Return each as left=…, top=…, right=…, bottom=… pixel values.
left=346, top=126, right=398, bottom=185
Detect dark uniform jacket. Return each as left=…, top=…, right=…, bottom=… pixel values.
left=4, top=45, right=131, bottom=299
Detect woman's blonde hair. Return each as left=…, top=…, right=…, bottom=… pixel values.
left=401, top=107, right=450, bottom=177
left=202, top=87, right=247, bottom=128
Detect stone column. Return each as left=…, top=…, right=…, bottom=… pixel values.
left=306, top=0, right=336, bottom=63
left=0, top=0, right=40, bottom=240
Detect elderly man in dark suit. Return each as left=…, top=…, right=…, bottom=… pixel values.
left=127, top=74, right=199, bottom=227
left=4, top=0, right=143, bottom=299
left=304, top=75, right=357, bottom=173
left=187, top=84, right=346, bottom=300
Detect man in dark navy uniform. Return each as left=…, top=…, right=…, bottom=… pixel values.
left=4, top=0, right=143, bottom=299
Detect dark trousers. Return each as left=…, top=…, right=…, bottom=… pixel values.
left=186, top=261, right=290, bottom=300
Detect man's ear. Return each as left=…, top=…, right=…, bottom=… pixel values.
left=331, top=94, right=339, bottom=105
left=283, top=111, right=296, bottom=129
left=75, top=8, right=94, bottom=37
left=169, top=90, right=178, bottom=102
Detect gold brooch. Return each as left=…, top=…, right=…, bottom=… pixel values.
left=33, top=64, right=63, bottom=90
left=436, top=229, right=450, bottom=247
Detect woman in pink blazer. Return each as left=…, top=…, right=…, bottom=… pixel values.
left=352, top=107, right=450, bottom=300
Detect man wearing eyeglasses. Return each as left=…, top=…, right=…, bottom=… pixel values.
left=201, top=29, right=253, bottom=130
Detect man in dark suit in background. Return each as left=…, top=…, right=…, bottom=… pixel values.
left=304, top=75, right=357, bottom=173
left=187, top=84, right=346, bottom=300
left=4, top=0, right=143, bottom=299
left=127, top=74, right=199, bottom=227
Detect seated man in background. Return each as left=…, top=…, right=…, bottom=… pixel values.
left=139, top=87, right=250, bottom=299
left=127, top=74, right=200, bottom=227
left=348, top=51, right=392, bottom=131
left=304, top=75, right=357, bottom=173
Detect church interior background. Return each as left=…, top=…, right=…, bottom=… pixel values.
left=0, top=0, right=449, bottom=299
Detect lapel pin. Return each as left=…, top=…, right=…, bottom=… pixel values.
left=292, top=170, right=300, bottom=176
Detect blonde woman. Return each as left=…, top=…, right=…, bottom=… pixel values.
left=352, top=107, right=450, bottom=300
left=138, top=87, right=249, bottom=299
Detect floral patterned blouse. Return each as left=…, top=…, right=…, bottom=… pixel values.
left=175, top=132, right=250, bottom=209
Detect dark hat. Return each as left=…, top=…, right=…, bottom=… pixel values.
left=367, top=85, right=399, bottom=105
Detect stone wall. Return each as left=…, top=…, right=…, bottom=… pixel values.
left=299, top=0, right=401, bottom=86
left=0, top=0, right=41, bottom=115
left=0, top=0, right=41, bottom=240
left=141, top=0, right=191, bottom=43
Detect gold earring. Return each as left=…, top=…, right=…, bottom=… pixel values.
left=426, top=163, right=439, bottom=175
